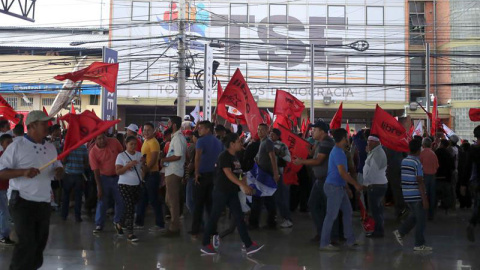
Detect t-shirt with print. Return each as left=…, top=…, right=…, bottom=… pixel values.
left=116, top=151, right=143, bottom=186
left=256, top=137, right=275, bottom=174
left=215, top=150, right=242, bottom=193
left=0, top=135, right=62, bottom=202
left=312, top=137, right=335, bottom=180
left=142, top=137, right=161, bottom=172
left=326, top=146, right=348, bottom=186
left=401, top=155, right=424, bottom=202
left=196, top=134, right=223, bottom=173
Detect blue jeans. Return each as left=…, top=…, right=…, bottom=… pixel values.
left=61, top=173, right=84, bottom=220
left=308, top=180, right=339, bottom=239
left=186, top=177, right=195, bottom=213
left=367, top=184, right=387, bottom=235
left=320, top=183, right=355, bottom=247
left=275, top=176, right=291, bottom=221
left=424, top=174, right=436, bottom=219
left=135, top=171, right=165, bottom=227
left=399, top=201, right=426, bottom=246
left=95, top=175, right=124, bottom=227
left=0, top=190, right=11, bottom=238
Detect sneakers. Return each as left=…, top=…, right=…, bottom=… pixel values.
left=0, top=237, right=15, bottom=246
left=93, top=226, right=103, bottom=234
left=245, top=242, right=264, bottom=255
left=393, top=230, right=404, bottom=246
left=149, top=226, right=166, bottom=233
left=114, top=223, right=124, bottom=236
left=134, top=225, right=145, bottom=230
left=467, top=224, right=475, bottom=242
left=279, top=219, right=293, bottom=229
left=319, top=244, right=340, bottom=252
left=127, top=234, right=139, bottom=242
left=413, top=245, right=433, bottom=251
left=212, top=234, right=220, bottom=251
left=200, top=244, right=217, bottom=255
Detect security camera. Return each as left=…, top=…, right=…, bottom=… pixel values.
left=447, top=99, right=451, bottom=104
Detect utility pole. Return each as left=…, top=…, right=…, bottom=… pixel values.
left=310, top=44, right=315, bottom=121
left=177, top=0, right=187, bottom=117
left=426, top=43, right=431, bottom=134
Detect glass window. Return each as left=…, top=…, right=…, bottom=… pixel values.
left=328, top=6, right=345, bottom=24
left=89, top=95, right=99, bottom=105
left=409, top=2, right=425, bottom=13
left=409, top=2, right=425, bottom=45
left=131, top=1, right=150, bottom=21
left=409, top=57, right=425, bottom=90
left=41, top=98, right=55, bottom=106
left=367, top=7, right=384, bottom=26
left=5, top=97, right=17, bottom=110
left=21, top=97, right=33, bottom=107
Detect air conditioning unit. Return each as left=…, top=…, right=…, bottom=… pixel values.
left=323, top=96, right=332, bottom=105
left=416, top=97, right=427, bottom=107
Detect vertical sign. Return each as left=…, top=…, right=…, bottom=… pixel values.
left=203, top=44, right=213, bottom=121
left=102, top=47, right=118, bottom=134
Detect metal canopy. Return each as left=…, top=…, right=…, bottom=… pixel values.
left=0, top=0, right=36, bottom=22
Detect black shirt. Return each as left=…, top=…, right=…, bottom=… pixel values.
left=215, top=150, right=242, bottom=193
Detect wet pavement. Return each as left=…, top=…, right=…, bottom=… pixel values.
left=0, top=206, right=478, bottom=269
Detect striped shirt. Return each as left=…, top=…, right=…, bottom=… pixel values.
left=64, top=145, right=88, bottom=174
left=401, top=155, right=424, bottom=202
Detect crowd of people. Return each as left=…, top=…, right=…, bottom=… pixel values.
left=0, top=111, right=479, bottom=269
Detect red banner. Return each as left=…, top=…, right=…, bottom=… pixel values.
left=218, top=69, right=263, bottom=137
left=330, top=102, right=343, bottom=130
left=371, top=105, right=410, bottom=153
left=274, top=90, right=304, bottom=127
left=431, top=97, right=438, bottom=136
left=216, top=81, right=247, bottom=125
left=276, top=124, right=311, bottom=185
left=0, top=94, right=20, bottom=125
left=42, top=106, right=53, bottom=126
left=57, top=110, right=120, bottom=161
left=470, top=108, right=480, bottom=122
left=54, top=62, right=119, bottom=93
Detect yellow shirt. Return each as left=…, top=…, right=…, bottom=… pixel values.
left=141, top=137, right=160, bottom=172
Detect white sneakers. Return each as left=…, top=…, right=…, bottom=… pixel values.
left=279, top=219, right=293, bottom=228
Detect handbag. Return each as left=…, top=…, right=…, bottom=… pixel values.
left=123, top=151, right=144, bottom=184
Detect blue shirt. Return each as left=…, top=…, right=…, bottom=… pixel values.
left=326, top=146, right=347, bottom=186
left=196, top=134, right=223, bottom=173
left=64, top=145, right=88, bottom=174
left=401, top=155, right=424, bottom=202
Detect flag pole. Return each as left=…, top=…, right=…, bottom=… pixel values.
left=310, top=44, right=315, bottom=122
left=39, top=158, right=57, bottom=171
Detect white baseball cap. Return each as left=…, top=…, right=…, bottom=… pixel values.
left=125, top=123, right=139, bottom=133
left=184, top=115, right=191, bottom=120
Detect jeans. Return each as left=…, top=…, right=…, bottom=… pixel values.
left=61, top=173, right=84, bottom=220
left=388, top=172, right=406, bottom=216
left=308, top=180, right=327, bottom=236
left=9, top=195, right=51, bottom=270
left=424, top=174, right=436, bottom=219
left=191, top=172, right=214, bottom=234
left=186, top=177, right=195, bottom=213
left=135, top=171, right=165, bottom=227
left=367, top=184, right=387, bottom=235
left=202, top=189, right=252, bottom=248
left=249, top=195, right=277, bottom=228
left=470, top=183, right=480, bottom=226
left=275, top=177, right=291, bottom=221
left=398, top=201, right=427, bottom=246
left=320, top=183, right=355, bottom=248
left=0, top=190, right=11, bottom=239
left=95, top=175, right=124, bottom=227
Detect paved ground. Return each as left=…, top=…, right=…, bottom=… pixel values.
left=0, top=206, right=478, bottom=270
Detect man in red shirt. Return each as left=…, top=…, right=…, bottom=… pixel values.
left=89, top=133, right=124, bottom=234
left=420, top=137, right=440, bottom=220
left=0, top=134, right=13, bottom=245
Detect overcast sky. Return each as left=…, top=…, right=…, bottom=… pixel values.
left=1, top=0, right=110, bottom=28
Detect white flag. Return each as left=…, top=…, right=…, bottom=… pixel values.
left=190, top=101, right=201, bottom=124
left=412, top=121, right=423, bottom=137
left=442, top=124, right=456, bottom=138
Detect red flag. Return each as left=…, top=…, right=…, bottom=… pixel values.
left=216, top=81, right=247, bottom=125
left=0, top=94, right=20, bottom=125
left=346, top=120, right=351, bottom=138
left=57, top=110, right=120, bottom=161
left=300, top=119, right=306, bottom=134
left=260, top=109, right=272, bottom=126
left=371, top=105, right=410, bottom=153
left=273, top=115, right=292, bottom=130
left=470, top=108, right=480, bottom=122
left=71, top=102, right=76, bottom=115
left=274, top=90, right=305, bottom=127
left=42, top=106, right=53, bottom=126
left=330, top=102, right=343, bottom=130
left=54, top=62, right=119, bottom=93
left=217, top=81, right=223, bottom=103
left=276, top=124, right=311, bottom=185
left=92, top=108, right=96, bottom=116
left=431, top=97, right=438, bottom=136
left=218, top=69, right=263, bottom=137
left=304, top=118, right=311, bottom=138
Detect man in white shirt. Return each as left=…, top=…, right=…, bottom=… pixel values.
left=0, top=110, right=63, bottom=270
left=363, top=135, right=388, bottom=238
left=160, top=116, right=187, bottom=236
